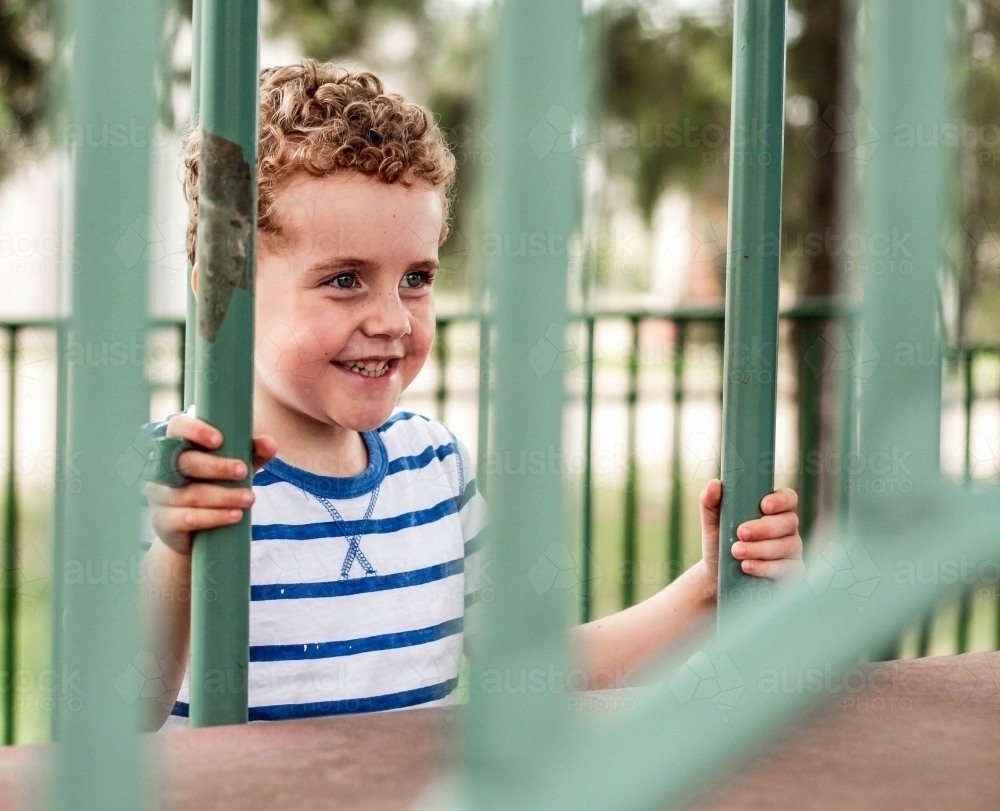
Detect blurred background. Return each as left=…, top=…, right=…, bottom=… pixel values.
left=2, top=0, right=1000, bottom=743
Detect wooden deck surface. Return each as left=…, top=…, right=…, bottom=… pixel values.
left=1, top=652, right=997, bottom=810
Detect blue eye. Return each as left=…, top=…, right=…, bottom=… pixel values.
left=329, top=273, right=357, bottom=289
left=401, top=271, right=432, bottom=289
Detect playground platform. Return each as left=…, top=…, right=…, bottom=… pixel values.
left=0, top=651, right=996, bottom=810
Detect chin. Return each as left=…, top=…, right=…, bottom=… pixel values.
left=333, top=404, right=398, bottom=433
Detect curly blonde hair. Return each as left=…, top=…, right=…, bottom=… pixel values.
left=182, top=60, right=457, bottom=264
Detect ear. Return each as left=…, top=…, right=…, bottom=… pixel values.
left=191, top=263, right=198, bottom=294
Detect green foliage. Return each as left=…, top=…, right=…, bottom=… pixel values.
left=0, top=0, right=51, bottom=179
left=7, top=0, right=1000, bottom=326
left=266, top=0, right=426, bottom=60
left=956, top=0, right=1000, bottom=340
left=602, top=10, right=733, bottom=223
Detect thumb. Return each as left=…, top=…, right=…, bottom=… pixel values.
left=252, top=435, right=278, bottom=472
left=700, top=478, right=722, bottom=537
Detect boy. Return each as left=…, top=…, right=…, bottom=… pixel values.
left=143, top=61, right=804, bottom=729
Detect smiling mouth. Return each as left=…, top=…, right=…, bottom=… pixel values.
left=333, top=358, right=398, bottom=378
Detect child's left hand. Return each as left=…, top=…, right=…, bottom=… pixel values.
left=700, top=479, right=805, bottom=582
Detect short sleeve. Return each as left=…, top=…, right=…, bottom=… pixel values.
left=451, top=437, right=489, bottom=640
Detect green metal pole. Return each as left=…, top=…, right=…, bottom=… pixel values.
left=581, top=316, right=596, bottom=623
left=715, top=320, right=724, bottom=480
left=2, top=328, right=17, bottom=745
left=54, top=0, right=155, bottom=804
left=184, top=0, right=204, bottom=407
left=853, top=0, right=952, bottom=665
left=435, top=321, right=450, bottom=421
left=717, top=0, right=787, bottom=619
left=667, top=320, right=686, bottom=582
left=50, top=320, right=69, bottom=745
left=852, top=0, right=950, bottom=529
left=189, top=0, right=260, bottom=727
left=622, top=317, right=639, bottom=608
left=957, top=349, right=974, bottom=652
left=796, top=318, right=821, bottom=543
left=476, top=318, right=491, bottom=501
left=461, top=0, right=581, bottom=803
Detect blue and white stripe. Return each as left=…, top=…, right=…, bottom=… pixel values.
left=159, top=410, right=488, bottom=728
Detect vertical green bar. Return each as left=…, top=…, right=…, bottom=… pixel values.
left=854, top=0, right=952, bottom=659
left=667, top=320, right=685, bottom=582
left=796, top=318, right=821, bottom=542
left=956, top=349, right=974, bottom=652
left=183, top=0, right=204, bottom=407
left=581, top=316, right=596, bottom=623
left=435, top=320, right=449, bottom=421
left=476, top=317, right=492, bottom=501
left=717, top=0, right=787, bottom=618
left=622, top=317, right=639, bottom=608
left=189, top=0, right=259, bottom=727
left=853, top=0, right=950, bottom=525
left=461, top=0, right=581, bottom=803
left=2, top=328, right=17, bottom=745
left=49, top=320, right=69, bottom=745
left=54, top=0, right=155, bottom=805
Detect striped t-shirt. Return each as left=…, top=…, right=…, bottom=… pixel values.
left=157, top=410, right=488, bottom=728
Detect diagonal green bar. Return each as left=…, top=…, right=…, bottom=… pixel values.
left=524, top=484, right=995, bottom=811
left=53, top=0, right=156, bottom=805
left=189, top=0, right=260, bottom=727
left=460, top=0, right=582, bottom=804
left=717, top=0, right=787, bottom=619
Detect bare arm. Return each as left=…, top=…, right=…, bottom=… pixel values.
left=139, top=539, right=194, bottom=729
left=140, top=415, right=277, bottom=731
left=570, top=481, right=804, bottom=690
left=569, top=558, right=716, bottom=690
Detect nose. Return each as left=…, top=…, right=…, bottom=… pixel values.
left=359, top=285, right=411, bottom=342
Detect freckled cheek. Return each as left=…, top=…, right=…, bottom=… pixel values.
left=254, top=306, right=355, bottom=381
left=401, top=318, right=436, bottom=385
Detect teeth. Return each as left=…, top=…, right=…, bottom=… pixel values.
left=340, top=359, right=391, bottom=378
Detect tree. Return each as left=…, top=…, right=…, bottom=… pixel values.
left=0, top=0, right=51, bottom=178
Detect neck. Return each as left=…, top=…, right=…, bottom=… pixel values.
left=254, top=386, right=368, bottom=478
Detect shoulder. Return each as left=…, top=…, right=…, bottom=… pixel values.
left=376, top=410, right=467, bottom=460
left=375, top=410, right=475, bottom=498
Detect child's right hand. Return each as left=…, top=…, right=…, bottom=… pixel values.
left=146, top=414, right=278, bottom=556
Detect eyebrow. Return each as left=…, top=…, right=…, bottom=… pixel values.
left=303, top=257, right=441, bottom=276
left=303, top=257, right=379, bottom=276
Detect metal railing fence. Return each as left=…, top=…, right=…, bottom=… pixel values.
left=2, top=307, right=998, bottom=743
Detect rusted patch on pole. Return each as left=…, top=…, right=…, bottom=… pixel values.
left=196, top=131, right=253, bottom=343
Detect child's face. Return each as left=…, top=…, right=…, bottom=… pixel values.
left=252, top=171, right=442, bottom=433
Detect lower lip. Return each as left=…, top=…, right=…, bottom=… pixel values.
left=331, top=358, right=400, bottom=386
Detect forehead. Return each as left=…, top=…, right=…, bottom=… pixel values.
left=267, top=172, right=444, bottom=260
